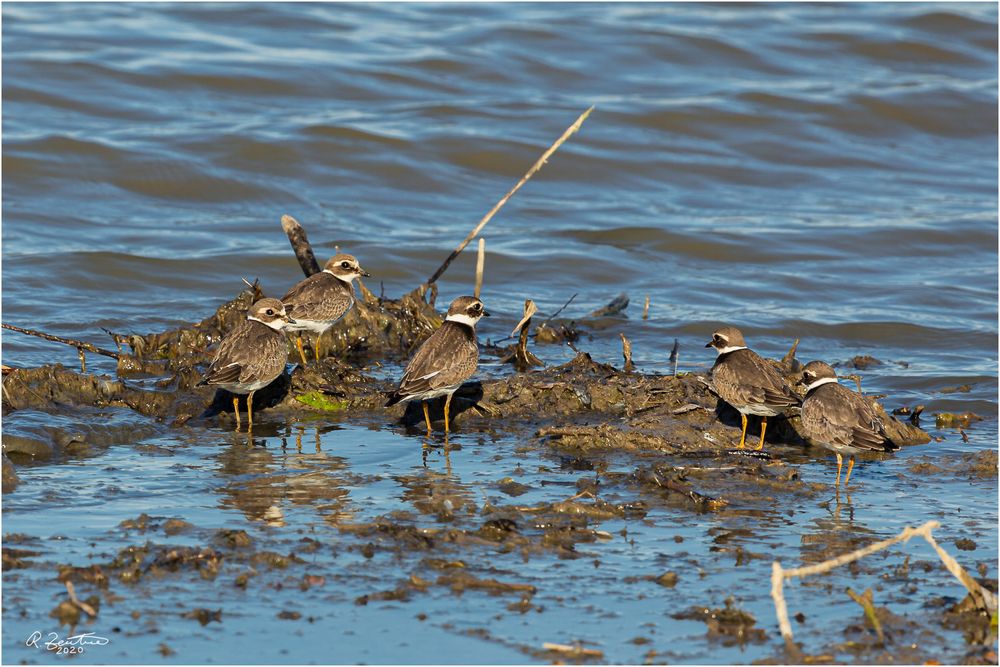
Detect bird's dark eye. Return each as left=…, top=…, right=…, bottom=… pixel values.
left=266, top=309, right=274, bottom=316
left=341, top=261, right=350, bottom=269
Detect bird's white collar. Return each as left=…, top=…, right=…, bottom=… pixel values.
left=715, top=345, right=747, bottom=355
left=323, top=269, right=358, bottom=284
left=248, top=315, right=287, bottom=331
left=804, top=376, right=839, bottom=392
left=446, top=313, right=480, bottom=328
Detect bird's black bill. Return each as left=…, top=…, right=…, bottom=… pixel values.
left=483, top=310, right=491, bottom=317
left=361, top=270, right=372, bottom=277
left=704, top=341, right=713, bottom=348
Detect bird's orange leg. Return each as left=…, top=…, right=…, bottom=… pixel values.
left=737, top=413, right=748, bottom=448
left=844, top=456, right=856, bottom=486
left=422, top=401, right=432, bottom=435
left=295, top=336, right=308, bottom=366
left=443, top=393, right=453, bottom=434
left=755, top=417, right=768, bottom=451
left=834, top=452, right=843, bottom=487
left=232, top=395, right=241, bottom=431
left=247, top=390, right=256, bottom=430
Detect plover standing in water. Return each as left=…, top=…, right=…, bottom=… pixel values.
left=798, top=360, right=898, bottom=487
left=706, top=326, right=800, bottom=450
left=386, top=296, right=489, bottom=435
left=281, top=253, right=370, bottom=365
left=198, top=298, right=295, bottom=430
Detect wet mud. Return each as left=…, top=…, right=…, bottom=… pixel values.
left=3, top=282, right=932, bottom=447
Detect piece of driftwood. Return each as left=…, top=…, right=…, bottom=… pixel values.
left=781, top=338, right=800, bottom=372
left=586, top=293, right=629, bottom=318
left=502, top=300, right=543, bottom=371
left=542, top=642, right=603, bottom=659
left=281, top=214, right=321, bottom=277
left=2, top=323, right=121, bottom=361
left=771, top=520, right=998, bottom=648
left=3, top=322, right=121, bottom=373
left=620, top=333, right=635, bottom=372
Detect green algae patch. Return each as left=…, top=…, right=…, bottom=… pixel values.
left=294, top=391, right=347, bottom=412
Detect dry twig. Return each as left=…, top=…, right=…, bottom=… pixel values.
left=540, top=293, right=578, bottom=326
left=2, top=323, right=121, bottom=373
left=474, top=237, right=486, bottom=299
left=843, top=373, right=863, bottom=394
left=781, top=338, right=799, bottom=368
left=771, top=520, right=997, bottom=647
left=845, top=587, right=884, bottom=645
left=504, top=300, right=543, bottom=371
left=65, top=580, right=97, bottom=618
left=620, top=333, right=635, bottom=372
left=542, top=642, right=604, bottom=659
left=425, top=106, right=594, bottom=287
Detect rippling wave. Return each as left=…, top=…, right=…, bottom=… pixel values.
left=2, top=2, right=996, bottom=414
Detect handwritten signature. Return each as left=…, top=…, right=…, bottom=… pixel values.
left=26, top=630, right=110, bottom=654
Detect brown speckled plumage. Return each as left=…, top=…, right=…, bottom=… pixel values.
left=798, top=360, right=898, bottom=486
left=281, top=272, right=355, bottom=330
left=386, top=321, right=479, bottom=405
left=706, top=326, right=799, bottom=450
left=711, top=348, right=800, bottom=416
left=708, top=326, right=799, bottom=417
left=281, top=254, right=367, bottom=334
left=199, top=298, right=291, bottom=394
left=385, top=296, right=489, bottom=433
left=800, top=361, right=896, bottom=456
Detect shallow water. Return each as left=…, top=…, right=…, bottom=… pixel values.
left=2, top=2, right=997, bottom=664
left=3, top=417, right=997, bottom=664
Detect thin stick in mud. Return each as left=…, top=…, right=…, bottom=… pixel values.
left=474, top=237, right=485, bottom=299
left=540, top=293, right=578, bottom=326
left=2, top=323, right=121, bottom=361
left=425, top=106, right=594, bottom=287
left=506, top=299, right=542, bottom=370
left=620, top=333, right=635, bottom=372
left=770, top=520, right=998, bottom=647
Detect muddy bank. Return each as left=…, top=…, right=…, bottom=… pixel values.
left=2, top=332, right=931, bottom=457
left=105, top=281, right=442, bottom=373
left=0, top=219, right=933, bottom=457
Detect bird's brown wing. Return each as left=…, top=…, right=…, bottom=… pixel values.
left=712, top=349, right=799, bottom=409
left=394, top=323, right=478, bottom=398
left=802, top=384, right=890, bottom=452
left=281, top=273, right=354, bottom=321
left=201, top=321, right=286, bottom=387
left=202, top=320, right=252, bottom=385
